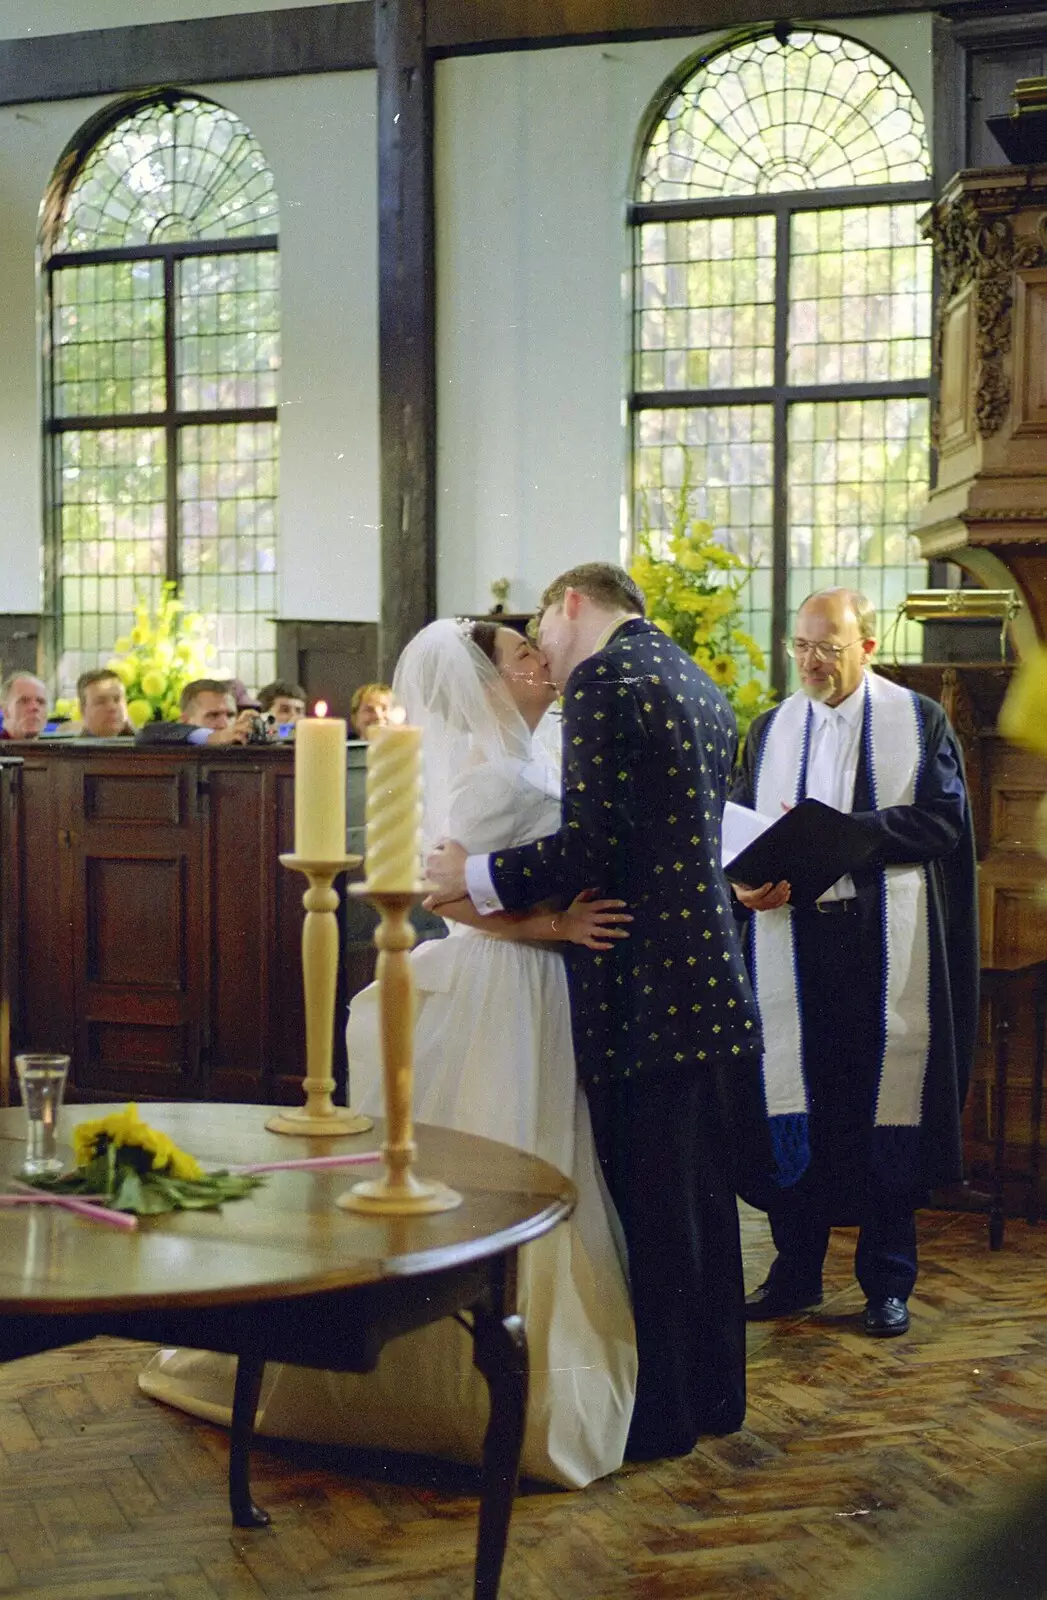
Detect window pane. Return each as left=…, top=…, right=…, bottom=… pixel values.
left=49, top=96, right=278, bottom=254
left=788, top=205, right=932, bottom=385
left=56, top=427, right=167, bottom=692
left=47, top=95, right=281, bottom=704
left=635, top=216, right=775, bottom=391
left=633, top=404, right=774, bottom=658
left=638, top=30, right=930, bottom=201
left=177, top=250, right=280, bottom=410
left=179, top=420, right=278, bottom=690
left=787, top=398, right=929, bottom=660
left=51, top=260, right=165, bottom=418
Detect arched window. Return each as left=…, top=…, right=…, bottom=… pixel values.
left=41, top=91, right=280, bottom=694
left=631, top=29, right=932, bottom=689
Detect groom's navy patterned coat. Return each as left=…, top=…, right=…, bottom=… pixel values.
left=490, top=617, right=761, bottom=1086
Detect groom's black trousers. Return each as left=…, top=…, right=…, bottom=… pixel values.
left=585, top=1057, right=746, bottom=1458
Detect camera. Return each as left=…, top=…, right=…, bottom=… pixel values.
left=246, top=712, right=279, bottom=745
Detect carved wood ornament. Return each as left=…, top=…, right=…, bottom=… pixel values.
left=925, top=197, right=1047, bottom=440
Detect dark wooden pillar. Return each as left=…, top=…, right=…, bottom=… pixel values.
left=376, top=0, right=435, bottom=682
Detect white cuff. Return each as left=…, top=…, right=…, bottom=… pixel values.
left=465, top=853, right=504, bottom=915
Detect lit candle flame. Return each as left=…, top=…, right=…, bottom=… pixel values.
left=314, top=700, right=328, bottom=719
left=388, top=703, right=407, bottom=726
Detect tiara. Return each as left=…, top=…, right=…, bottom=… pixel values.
left=454, top=617, right=477, bottom=641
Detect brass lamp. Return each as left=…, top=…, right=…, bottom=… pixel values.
left=899, top=590, right=1020, bottom=622
left=885, top=590, right=1021, bottom=662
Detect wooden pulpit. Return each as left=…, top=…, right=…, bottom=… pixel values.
left=884, top=158, right=1047, bottom=1213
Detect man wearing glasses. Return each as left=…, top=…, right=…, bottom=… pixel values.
left=729, top=587, right=977, bottom=1337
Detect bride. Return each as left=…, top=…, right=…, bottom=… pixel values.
left=140, top=618, right=637, bottom=1488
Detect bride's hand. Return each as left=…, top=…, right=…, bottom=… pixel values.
left=558, top=890, right=632, bottom=951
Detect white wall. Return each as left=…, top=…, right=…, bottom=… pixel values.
left=434, top=14, right=934, bottom=616
left=0, top=69, right=379, bottom=622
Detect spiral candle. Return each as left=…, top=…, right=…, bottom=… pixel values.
left=365, top=725, right=423, bottom=890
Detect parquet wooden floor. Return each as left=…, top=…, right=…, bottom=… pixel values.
left=1, top=1206, right=1045, bottom=1599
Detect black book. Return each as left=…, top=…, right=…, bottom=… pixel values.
left=723, top=798, right=881, bottom=907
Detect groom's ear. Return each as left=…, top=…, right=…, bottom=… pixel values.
left=562, top=587, right=583, bottom=621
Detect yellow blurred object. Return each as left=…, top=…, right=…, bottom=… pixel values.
left=998, top=645, right=1047, bottom=758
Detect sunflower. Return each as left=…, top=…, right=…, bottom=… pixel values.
left=73, top=1103, right=203, bottom=1181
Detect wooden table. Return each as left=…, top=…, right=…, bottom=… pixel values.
left=978, top=957, right=1047, bottom=1248
left=0, top=1104, right=575, bottom=1598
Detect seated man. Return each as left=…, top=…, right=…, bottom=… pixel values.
left=0, top=672, right=48, bottom=740
left=136, top=679, right=257, bottom=746
left=77, top=669, right=135, bottom=737
left=258, top=679, right=307, bottom=726
left=349, top=682, right=394, bottom=740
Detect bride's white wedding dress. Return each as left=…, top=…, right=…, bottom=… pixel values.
left=140, top=751, right=637, bottom=1489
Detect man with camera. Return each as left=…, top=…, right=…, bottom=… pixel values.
left=135, top=680, right=261, bottom=746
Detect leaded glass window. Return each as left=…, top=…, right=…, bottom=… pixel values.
left=631, top=30, right=933, bottom=689
left=42, top=92, right=280, bottom=694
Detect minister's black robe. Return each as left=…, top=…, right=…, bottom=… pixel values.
left=729, top=690, right=978, bottom=1223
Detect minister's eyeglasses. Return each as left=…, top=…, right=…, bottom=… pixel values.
left=786, top=637, right=866, bottom=664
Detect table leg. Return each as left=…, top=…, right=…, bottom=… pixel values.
left=470, top=1302, right=529, bottom=1600
left=229, top=1350, right=272, bottom=1529
left=1029, top=975, right=1045, bottom=1227
left=991, top=1000, right=1009, bottom=1252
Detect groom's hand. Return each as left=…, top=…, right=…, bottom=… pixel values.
left=425, top=839, right=468, bottom=905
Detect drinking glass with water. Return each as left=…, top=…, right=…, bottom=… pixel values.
left=15, top=1054, right=70, bottom=1176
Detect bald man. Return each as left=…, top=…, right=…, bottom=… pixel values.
left=0, top=672, right=48, bottom=739
left=729, top=588, right=978, bottom=1338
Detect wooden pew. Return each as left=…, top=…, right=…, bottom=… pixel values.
left=6, top=740, right=380, bottom=1104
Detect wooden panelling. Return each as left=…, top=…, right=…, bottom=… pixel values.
left=0, top=614, right=41, bottom=677
left=85, top=857, right=186, bottom=989
left=0, top=4, right=375, bottom=108
left=205, top=763, right=276, bottom=1102
left=882, top=666, right=1047, bottom=1203
left=275, top=620, right=379, bottom=721
left=1012, top=268, right=1047, bottom=436
left=426, top=0, right=977, bottom=52
left=83, top=1021, right=191, bottom=1100
left=377, top=0, right=436, bottom=679
left=989, top=786, right=1044, bottom=852
left=10, top=743, right=368, bottom=1103
left=938, top=285, right=976, bottom=455
left=13, top=752, right=74, bottom=1061
left=0, top=758, right=19, bottom=1106
left=83, top=770, right=182, bottom=826
left=269, top=765, right=316, bottom=1104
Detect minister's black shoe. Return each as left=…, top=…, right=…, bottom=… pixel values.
left=744, top=1279, right=822, bottom=1321
left=861, top=1296, right=910, bottom=1337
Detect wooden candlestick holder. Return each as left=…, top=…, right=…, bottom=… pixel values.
left=267, top=855, right=375, bottom=1137
left=337, top=886, right=462, bottom=1214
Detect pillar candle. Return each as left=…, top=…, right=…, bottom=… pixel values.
left=365, top=725, right=423, bottom=890
left=294, top=710, right=348, bottom=859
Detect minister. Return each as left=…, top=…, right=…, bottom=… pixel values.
left=729, top=587, right=978, bottom=1338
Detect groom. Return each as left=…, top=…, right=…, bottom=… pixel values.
left=427, top=562, right=761, bottom=1459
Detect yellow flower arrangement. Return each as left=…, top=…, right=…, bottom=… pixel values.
left=107, top=583, right=218, bottom=727
left=630, top=489, right=775, bottom=736
left=32, top=1102, right=262, bottom=1215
